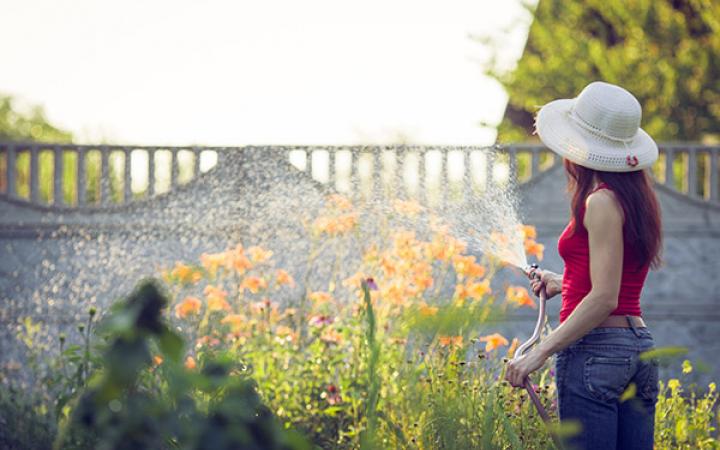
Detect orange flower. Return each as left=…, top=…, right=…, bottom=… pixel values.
left=309, top=291, right=333, bottom=304
left=312, top=212, right=358, bottom=236
left=362, top=244, right=380, bottom=264
left=275, top=269, right=295, bottom=287
left=184, top=355, right=196, bottom=370
left=240, top=276, right=268, bottom=294
left=328, top=194, right=353, bottom=211
left=200, top=251, right=229, bottom=275
left=221, top=314, right=245, bottom=330
left=191, top=271, right=203, bottom=283
left=479, top=333, right=509, bottom=352
left=320, top=328, right=343, bottom=344
left=381, top=256, right=397, bottom=278
left=393, top=199, right=423, bottom=216
left=430, top=235, right=466, bottom=262
left=381, top=282, right=406, bottom=306
left=275, top=325, right=295, bottom=337
left=490, top=231, right=510, bottom=247
left=418, top=302, right=438, bottom=317
left=342, top=271, right=367, bottom=289
left=439, top=335, right=464, bottom=348
left=453, top=255, right=486, bottom=280
left=506, top=338, right=520, bottom=359
left=175, top=296, right=202, bottom=319
left=506, top=286, right=536, bottom=308
left=229, top=244, right=253, bottom=274
left=521, top=224, right=537, bottom=240
left=171, top=262, right=191, bottom=281
left=466, top=279, right=492, bottom=299
left=205, top=285, right=230, bottom=312
left=247, top=246, right=273, bottom=264
left=524, top=240, right=545, bottom=261
left=452, top=255, right=474, bottom=278
left=153, top=355, right=163, bottom=366
left=336, top=212, right=358, bottom=233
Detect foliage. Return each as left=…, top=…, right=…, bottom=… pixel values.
left=479, top=0, right=720, bottom=143
left=0, top=94, right=73, bottom=143
left=51, top=279, right=311, bottom=450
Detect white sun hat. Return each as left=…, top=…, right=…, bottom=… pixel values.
left=534, top=81, right=658, bottom=172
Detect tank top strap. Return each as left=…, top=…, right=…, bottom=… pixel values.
left=590, top=182, right=611, bottom=193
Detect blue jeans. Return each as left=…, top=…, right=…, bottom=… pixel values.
left=554, top=320, right=659, bottom=450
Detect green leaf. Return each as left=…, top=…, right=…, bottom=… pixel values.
left=158, top=327, right=184, bottom=362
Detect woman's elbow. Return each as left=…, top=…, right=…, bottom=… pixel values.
left=591, top=291, right=619, bottom=311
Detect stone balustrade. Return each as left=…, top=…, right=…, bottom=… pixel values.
left=1, top=143, right=718, bottom=208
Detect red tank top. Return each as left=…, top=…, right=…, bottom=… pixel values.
left=557, top=183, right=648, bottom=323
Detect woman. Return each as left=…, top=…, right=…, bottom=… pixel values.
left=504, top=81, right=662, bottom=450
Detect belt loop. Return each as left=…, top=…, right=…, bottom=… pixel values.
left=625, top=315, right=642, bottom=338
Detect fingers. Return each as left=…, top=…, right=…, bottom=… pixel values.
left=504, top=361, right=525, bottom=388
left=529, top=279, right=543, bottom=296
left=540, top=271, right=555, bottom=284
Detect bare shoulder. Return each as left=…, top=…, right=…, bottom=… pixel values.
left=584, top=189, right=624, bottom=228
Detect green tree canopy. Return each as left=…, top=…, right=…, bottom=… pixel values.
left=0, top=94, right=72, bottom=143
left=483, top=0, right=720, bottom=143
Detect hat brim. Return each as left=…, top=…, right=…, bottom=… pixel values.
left=535, top=98, right=658, bottom=172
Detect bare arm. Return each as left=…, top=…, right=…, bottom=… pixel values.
left=536, top=190, right=624, bottom=357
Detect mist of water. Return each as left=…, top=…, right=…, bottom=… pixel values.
left=0, top=146, right=533, bottom=383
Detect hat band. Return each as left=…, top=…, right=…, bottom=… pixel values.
left=568, top=106, right=636, bottom=144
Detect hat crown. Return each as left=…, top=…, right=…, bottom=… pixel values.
left=571, top=81, right=641, bottom=141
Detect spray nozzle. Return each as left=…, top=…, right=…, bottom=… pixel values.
left=523, top=263, right=541, bottom=280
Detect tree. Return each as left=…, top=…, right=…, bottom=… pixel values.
left=480, top=0, right=720, bottom=143
left=0, top=94, right=73, bottom=143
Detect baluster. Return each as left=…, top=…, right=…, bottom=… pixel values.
left=508, top=146, right=518, bottom=182
left=710, top=150, right=719, bottom=202
left=54, top=145, right=64, bottom=206
left=487, top=150, right=495, bottom=187
left=171, top=149, right=179, bottom=187
left=548, top=150, right=557, bottom=167
left=5, top=144, right=15, bottom=197
left=193, top=147, right=201, bottom=177
left=440, top=148, right=448, bottom=208
left=400, top=147, right=412, bottom=199
left=664, top=148, right=674, bottom=189
left=124, top=148, right=132, bottom=203
left=349, top=148, right=359, bottom=200
left=100, top=146, right=110, bottom=204
left=418, top=149, right=426, bottom=203
left=77, top=148, right=86, bottom=206
left=148, top=148, right=156, bottom=196
left=306, top=149, right=314, bottom=182
left=530, top=149, right=540, bottom=178
left=465, top=149, right=476, bottom=202
left=688, top=147, right=698, bottom=197
left=372, top=148, right=381, bottom=201
left=30, top=145, right=39, bottom=203
left=328, top=148, right=335, bottom=189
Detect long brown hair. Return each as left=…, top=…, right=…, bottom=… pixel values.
left=563, top=159, right=663, bottom=269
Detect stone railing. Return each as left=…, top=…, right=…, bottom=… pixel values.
left=0, top=143, right=718, bottom=208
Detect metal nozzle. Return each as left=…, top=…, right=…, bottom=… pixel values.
left=523, top=263, right=541, bottom=280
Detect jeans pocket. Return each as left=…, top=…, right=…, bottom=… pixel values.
left=636, top=357, right=660, bottom=400
left=583, top=355, right=633, bottom=403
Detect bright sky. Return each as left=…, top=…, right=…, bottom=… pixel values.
left=0, top=0, right=534, bottom=146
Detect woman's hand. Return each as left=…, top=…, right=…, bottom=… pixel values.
left=529, top=269, right=562, bottom=299
left=504, top=347, right=549, bottom=388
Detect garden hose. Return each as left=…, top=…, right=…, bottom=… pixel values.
left=515, top=263, right=565, bottom=450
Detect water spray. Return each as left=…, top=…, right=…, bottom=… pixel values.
left=514, top=263, right=565, bottom=450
